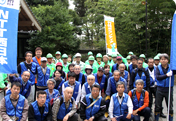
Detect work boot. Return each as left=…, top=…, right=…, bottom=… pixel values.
left=169, top=114, right=173, bottom=121
left=155, top=112, right=160, bottom=121
left=160, top=109, right=166, bottom=118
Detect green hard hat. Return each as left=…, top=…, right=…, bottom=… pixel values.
left=55, top=51, right=61, bottom=55
left=128, top=51, right=134, bottom=55
left=88, top=56, right=95, bottom=61
left=126, top=55, right=131, bottom=60
left=154, top=56, right=159, bottom=60
left=62, top=54, right=68, bottom=58
left=88, top=51, right=93, bottom=56
left=139, top=54, right=145, bottom=58
left=107, top=52, right=112, bottom=57
left=96, top=53, right=102, bottom=58
left=46, top=53, right=53, bottom=58
left=112, top=54, right=117, bottom=58
left=157, top=53, right=161, bottom=58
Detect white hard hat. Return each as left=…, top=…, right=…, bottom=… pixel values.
left=75, top=53, right=81, bottom=57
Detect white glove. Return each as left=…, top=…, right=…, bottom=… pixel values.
left=167, top=70, right=173, bottom=77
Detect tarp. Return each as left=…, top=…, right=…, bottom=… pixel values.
left=0, top=0, right=20, bottom=73
left=170, top=11, right=176, bottom=70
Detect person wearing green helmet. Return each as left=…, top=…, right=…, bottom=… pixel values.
left=128, top=51, right=134, bottom=56
left=85, top=51, right=94, bottom=65
left=154, top=56, right=160, bottom=67
left=83, top=56, right=98, bottom=74
left=0, top=73, right=8, bottom=101
left=111, top=54, right=117, bottom=65
left=94, top=53, right=103, bottom=68
left=46, top=53, right=56, bottom=78
left=62, top=54, right=70, bottom=73
left=139, top=54, right=148, bottom=68
left=107, top=52, right=112, bottom=64
left=126, top=55, right=131, bottom=65
left=55, top=51, right=63, bottom=64
left=100, top=55, right=112, bottom=72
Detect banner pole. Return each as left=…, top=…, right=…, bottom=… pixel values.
left=167, top=76, right=171, bottom=121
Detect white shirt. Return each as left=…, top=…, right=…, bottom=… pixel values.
left=108, top=93, right=133, bottom=118
left=62, top=81, right=82, bottom=105
left=81, top=83, right=101, bottom=100
left=72, top=61, right=85, bottom=73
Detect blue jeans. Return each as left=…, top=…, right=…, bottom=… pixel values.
left=116, top=113, right=133, bottom=121
left=133, top=107, right=150, bottom=121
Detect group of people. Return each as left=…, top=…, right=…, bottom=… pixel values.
left=0, top=47, right=174, bottom=121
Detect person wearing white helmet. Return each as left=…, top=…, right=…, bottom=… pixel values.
left=72, top=53, right=85, bottom=73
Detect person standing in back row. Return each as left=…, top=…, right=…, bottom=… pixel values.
left=18, top=51, right=37, bottom=104
left=154, top=54, right=175, bottom=121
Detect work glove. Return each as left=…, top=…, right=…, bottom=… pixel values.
left=167, top=70, right=173, bottom=77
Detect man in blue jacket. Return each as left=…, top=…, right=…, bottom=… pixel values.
left=155, top=54, right=175, bottom=121
left=7, top=71, right=31, bottom=100
left=109, top=81, right=133, bottom=121
left=44, top=79, right=59, bottom=103
left=17, top=51, right=37, bottom=104
left=129, top=58, right=150, bottom=91
left=80, top=84, right=107, bottom=121
left=62, top=72, right=81, bottom=106
left=0, top=82, right=29, bottom=121
left=52, top=87, right=78, bottom=121
left=28, top=91, right=52, bottom=121
left=36, top=57, right=50, bottom=91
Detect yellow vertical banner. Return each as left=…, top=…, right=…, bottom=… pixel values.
left=104, top=15, right=118, bottom=54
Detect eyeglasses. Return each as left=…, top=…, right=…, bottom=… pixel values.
left=74, top=68, right=80, bottom=70
left=138, top=63, right=143, bottom=65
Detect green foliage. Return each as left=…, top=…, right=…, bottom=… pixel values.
left=74, top=0, right=176, bottom=57
left=27, top=1, right=80, bottom=56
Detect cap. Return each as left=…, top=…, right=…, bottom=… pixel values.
left=55, top=51, right=61, bottom=55
left=75, top=53, right=81, bottom=57
left=154, top=56, right=159, bottom=60
left=56, top=62, right=63, bottom=67
left=85, top=65, right=93, bottom=70
left=107, top=52, right=112, bottom=57
left=157, top=53, right=161, bottom=58
left=126, top=55, right=131, bottom=60
left=103, top=55, right=109, bottom=59
left=139, top=54, right=146, bottom=58
left=46, top=53, right=53, bottom=58
left=41, top=57, right=47, bottom=62
left=98, top=67, right=104, bottom=71
left=96, top=53, right=102, bottom=58
left=88, top=51, right=93, bottom=56
left=112, top=54, right=117, bottom=58
left=116, top=56, right=122, bottom=60
left=88, top=56, right=95, bottom=61
left=62, top=54, right=68, bottom=58
left=128, top=51, right=134, bottom=55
